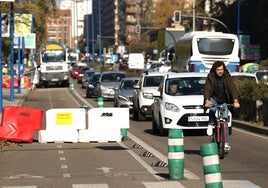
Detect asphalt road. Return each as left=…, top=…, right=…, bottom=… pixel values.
left=0, top=82, right=267, bottom=188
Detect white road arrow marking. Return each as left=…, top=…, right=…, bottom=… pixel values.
left=97, top=167, right=112, bottom=174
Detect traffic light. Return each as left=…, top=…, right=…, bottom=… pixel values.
left=135, top=24, right=141, bottom=34
left=174, top=11, right=181, bottom=23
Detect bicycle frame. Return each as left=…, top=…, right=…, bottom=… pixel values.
left=210, top=104, right=229, bottom=159
left=215, top=120, right=226, bottom=143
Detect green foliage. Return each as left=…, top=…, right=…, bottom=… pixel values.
left=234, top=79, right=268, bottom=101
left=0, top=0, right=58, bottom=56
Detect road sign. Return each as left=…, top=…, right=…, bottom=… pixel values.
left=111, top=54, right=118, bottom=63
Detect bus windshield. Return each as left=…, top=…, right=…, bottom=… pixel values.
left=42, top=50, right=66, bottom=63
left=197, top=38, right=234, bottom=55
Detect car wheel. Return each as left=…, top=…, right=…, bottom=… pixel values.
left=159, top=114, right=167, bottom=136
left=152, top=115, right=158, bottom=134
left=137, top=107, right=146, bottom=121
left=133, top=107, right=138, bottom=120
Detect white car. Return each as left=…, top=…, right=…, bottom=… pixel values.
left=132, top=72, right=167, bottom=121
left=151, top=72, right=232, bottom=135
left=230, top=72, right=258, bottom=83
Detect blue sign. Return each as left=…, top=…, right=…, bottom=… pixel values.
left=111, top=55, right=118, bottom=62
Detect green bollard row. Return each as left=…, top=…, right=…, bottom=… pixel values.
left=69, top=82, right=74, bottom=94
left=168, top=129, right=184, bottom=180
left=97, top=97, right=104, bottom=108
left=200, top=143, right=223, bottom=188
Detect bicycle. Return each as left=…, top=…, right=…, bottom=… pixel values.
left=207, top=104, right=233, bottom=159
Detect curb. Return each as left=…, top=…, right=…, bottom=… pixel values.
left=232, top=120, right=268, bottom=136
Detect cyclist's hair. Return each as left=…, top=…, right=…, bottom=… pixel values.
left=210, top=61, right=226, bottom=73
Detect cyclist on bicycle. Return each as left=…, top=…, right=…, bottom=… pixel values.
left=204, top=61, right=240, bottom=150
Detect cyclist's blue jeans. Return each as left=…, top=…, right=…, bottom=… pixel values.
left=209, top=97, right=229, bottom=143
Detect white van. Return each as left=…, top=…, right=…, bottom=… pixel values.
left=127, top=53, right=145, bottom=70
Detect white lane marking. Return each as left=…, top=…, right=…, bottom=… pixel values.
left=119, top=141, right=166, bottom=181
left=97, top=167, right=112, bottom=174
left=58, top=150, right=64, bottom=154
left=223, top=180, right=261, bottom=188
left=72, top=184, right=109, bottom=188
left=143, top=181, right=185, bottom=188
left=127, top=132, right=200, bottom=180
left=2, top=174, right=44, bottom=179
left=60, top=157, right=66, bottom=161
left=2, top=186, right=37, bottom=188
left=61, top=165, right=68, bottom=169
left=234, top=127, right=268, bottom=140
left=63, top=173, right=71, bottom=178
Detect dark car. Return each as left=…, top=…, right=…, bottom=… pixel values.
left=82, top=69, right=100, bottom=88
left=86, top=73, right=101, bottom=98
left=97, top=71, right=127, bottom=100
left=114, top=77, right=139, bottom=112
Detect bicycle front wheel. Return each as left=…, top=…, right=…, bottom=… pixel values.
left=218, top=124, right=225, bottom=159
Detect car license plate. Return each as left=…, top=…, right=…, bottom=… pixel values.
left=188, top=116, right=209, bottom=122
left=52, top=78, right=59, bottom=82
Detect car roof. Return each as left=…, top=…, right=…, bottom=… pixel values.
left=101, top=71, right=126, bottom=74
left=164, top=72, right=208, bottom=79
left=122, top=77, right=140, bottom=81
left=230, top=72, right=256, bottom=77
left=143, top=71, right=168, bottom=76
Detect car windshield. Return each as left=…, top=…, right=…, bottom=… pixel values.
left=90, top=74, right=100, bottom=82
left=120, top=79, right=138, bottom=90
left=144, top=76, right=163, bottom=87
left=101, top=73, right=126, bottom=82
left=165, top=77, right=206, bottom=96
left=255, top=71, right=268, bottom=82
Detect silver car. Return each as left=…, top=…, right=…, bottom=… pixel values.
left=114, top=77, right=139, bottom=111
left=97, top=71, right=126, bottom=100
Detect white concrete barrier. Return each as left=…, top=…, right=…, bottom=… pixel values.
left=38, top=108, right=86, bottom=143
left=79, top=108, right=129, bottom=142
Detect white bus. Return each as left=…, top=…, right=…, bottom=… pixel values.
left=172, top=31, right=240, bottom=73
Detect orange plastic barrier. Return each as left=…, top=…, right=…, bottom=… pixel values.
left=2, top=75, right=31, bottom=89
left=0, top=106, right=43, bottom=142
left=2, top=75, right=18, bottom=88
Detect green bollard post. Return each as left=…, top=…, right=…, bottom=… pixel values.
left=168, top=129, right=184, bottom=180
left=97, top=97, right=104, bottom=108
left=69, top=82, right=74, bottom=94
left=200, top=143, right=223, bottom=188
left=120, top=128, right=128, bottom=140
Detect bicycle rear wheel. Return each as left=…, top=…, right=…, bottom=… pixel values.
left=218, top=124, right=225, bottom=159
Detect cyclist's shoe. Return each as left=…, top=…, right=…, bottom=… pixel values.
left=206, top=124, right=213, bottom=136
left=225, top=143, right=231, bottom=151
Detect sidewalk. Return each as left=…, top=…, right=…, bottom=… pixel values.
left=0, top=88, right=30, bottom=119
left=1, top=88, right=30, bottom=107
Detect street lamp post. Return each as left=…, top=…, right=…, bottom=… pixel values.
left=193, top=0, right=196, bottom=31
left=237, top=0, right=241, bottom=38
left=98, top=0, right=102, bottom=64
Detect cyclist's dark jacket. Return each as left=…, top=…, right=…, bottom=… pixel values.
left=204, top=70, right=239, bottom=104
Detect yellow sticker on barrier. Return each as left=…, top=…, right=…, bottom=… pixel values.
left=56, top=112, right=73, bottom=125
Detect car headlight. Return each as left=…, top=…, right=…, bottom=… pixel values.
left=165, top=102, right=180, bottom=112
left=100, top=84, right=106, bottom=90
left=143, top=92, right=153, bottom=99
left=118, top=95, right=128, bottom=101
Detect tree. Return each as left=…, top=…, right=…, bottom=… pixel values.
left=0, top=0, right=58, bottom=56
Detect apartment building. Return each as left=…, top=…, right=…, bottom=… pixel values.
left=46, top=9, right=72, bottom=48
